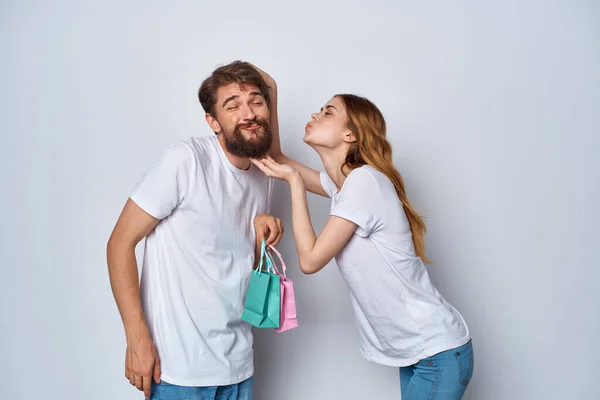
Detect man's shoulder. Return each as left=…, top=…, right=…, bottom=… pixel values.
left=164, top=135, right=217, bottom=162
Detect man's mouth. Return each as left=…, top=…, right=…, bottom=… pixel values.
left=242, top=123, right=261, bottom=131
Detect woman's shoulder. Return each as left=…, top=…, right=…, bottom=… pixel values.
left=347, top=165, right=391, bottom=188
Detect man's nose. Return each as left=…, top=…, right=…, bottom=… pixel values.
left=242, top=104, right=256, bottom=121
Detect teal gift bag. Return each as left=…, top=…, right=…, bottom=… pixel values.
left=241, top=240, right=281, bottom=328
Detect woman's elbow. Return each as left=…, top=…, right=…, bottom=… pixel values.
left=299, top=259, right=323, bottom=275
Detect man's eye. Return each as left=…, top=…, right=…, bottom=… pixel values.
left=325, top=112, right=331, bottom=116
left=227, top=106, right=239, bottom=111
left=252, top=102, right=264, bottom=106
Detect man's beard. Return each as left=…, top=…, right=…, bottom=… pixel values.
left=222, top=118, right=273, bottom=159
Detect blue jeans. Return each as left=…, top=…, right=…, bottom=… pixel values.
left=147, top=377, right=253, bottom=400
left=400, top=340, right=474, bottom=400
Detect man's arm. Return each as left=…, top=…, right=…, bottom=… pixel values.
left=253, top=65, right=328, bottom=197
left=107, top=198, right=161, bottom=398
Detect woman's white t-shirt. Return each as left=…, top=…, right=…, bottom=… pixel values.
left=320, top=165, right=470, bottom=367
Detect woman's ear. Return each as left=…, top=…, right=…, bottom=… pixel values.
left=343, top=130, right=357, bottom=144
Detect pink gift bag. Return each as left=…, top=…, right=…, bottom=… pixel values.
left=266, top=245, right=298, bottom=333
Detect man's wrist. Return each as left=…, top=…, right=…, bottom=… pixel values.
left=125, top=318, right=150, bottom=342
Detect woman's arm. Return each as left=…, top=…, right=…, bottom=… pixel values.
left=288, top=172, right=357, bottom=273
left=252, top=157, right=357, bottom=274
left=277, top=154, right=328, bottom=197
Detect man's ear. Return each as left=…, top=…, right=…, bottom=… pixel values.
left=205, top=113, right=222, bottom=133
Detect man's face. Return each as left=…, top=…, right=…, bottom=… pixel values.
left=207, top=83, right=272, bottom=159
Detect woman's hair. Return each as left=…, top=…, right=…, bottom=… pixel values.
left=336, top=94, right=430, bottom=263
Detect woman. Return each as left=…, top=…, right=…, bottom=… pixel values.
left=253, top=70, right=473, bottom=399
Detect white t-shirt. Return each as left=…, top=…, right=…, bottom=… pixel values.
left=130, top=135, right=273, bottom=386
left=320, top=165, right=470, bottom=367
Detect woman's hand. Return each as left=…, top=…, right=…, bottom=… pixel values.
left=251, top=155, right=299, bottom=183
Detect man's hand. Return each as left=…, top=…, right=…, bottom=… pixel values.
left=251, top=63, right=276, bottom=89
left=125, top=329, right=161, bottom=398
left=254, top=213, right=284, bottom=247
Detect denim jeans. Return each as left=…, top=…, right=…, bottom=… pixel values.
left=147, top=376, right=253, bottom=400
left=400, top=340, right=474, bottom=400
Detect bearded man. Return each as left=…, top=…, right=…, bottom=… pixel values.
left=107, top=61, right=282, bottom=400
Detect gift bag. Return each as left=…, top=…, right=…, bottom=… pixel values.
left=266, top=244, right=298, bottom=333
left=241, top=240, right=281, bottom=328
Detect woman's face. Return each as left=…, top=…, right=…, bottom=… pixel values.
left=304, top=96, right=352, bottom=149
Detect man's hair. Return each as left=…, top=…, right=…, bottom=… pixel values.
left=198, top=61, right=270, bottom=117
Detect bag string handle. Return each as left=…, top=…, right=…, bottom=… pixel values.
left=266, top=244, right=287, bottom=279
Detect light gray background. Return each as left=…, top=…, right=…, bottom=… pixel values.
left=1, top=1, right=599, bottom=399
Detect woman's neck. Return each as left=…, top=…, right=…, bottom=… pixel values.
left=318, top=148, right=351, bottom=191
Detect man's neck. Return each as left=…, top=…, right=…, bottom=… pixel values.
left=217, top=134, right=251, bottom=171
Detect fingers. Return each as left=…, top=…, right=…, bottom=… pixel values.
left=125, top=348, right=135, bottom=385
left=251, top=159, right=276, bottom=178
left=153, top=357, right=161, bottom=384
left=253, top=214, right=266, bottom=242
left=252, top=157, right=277, bottom=171
left=249, top=63, right=264, bottom=75
left=143, top=374, right=152, bottom=398
left=261, top=157, right=288, bottom=178
left=271, top=219, right=284, bottom=246
left=262, top=156, right=279, bottom=167
left=255, top=230, right=263, bottom=243
left=254, top=214, right=283, bottom=246
left=265, top=219, right=279, bottom=245
left=125, top=367, right=132, bottom=385
left=124, top=337, right=160, bottom=397
left=249, top=64, right=276, bottom=88
left=125, top=348, right=156, bottom=396
left=143, top=373, right=152, bottom=399
left=265, top=217, right=284, bottom=246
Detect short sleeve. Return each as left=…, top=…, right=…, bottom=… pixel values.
left=130, top=142, right=196, bottom=220
left=320, top=172, right=338, bottom=198
left=330, top=169, right=382, bottom=237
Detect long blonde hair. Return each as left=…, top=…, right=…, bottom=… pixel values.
left=336, top=94, right=430, bottom=263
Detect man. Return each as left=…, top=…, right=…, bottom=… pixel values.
left=107, top=61, right=282, bottom=400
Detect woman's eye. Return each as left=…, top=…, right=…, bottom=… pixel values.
left=325, top=112, right=331, bottom=116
